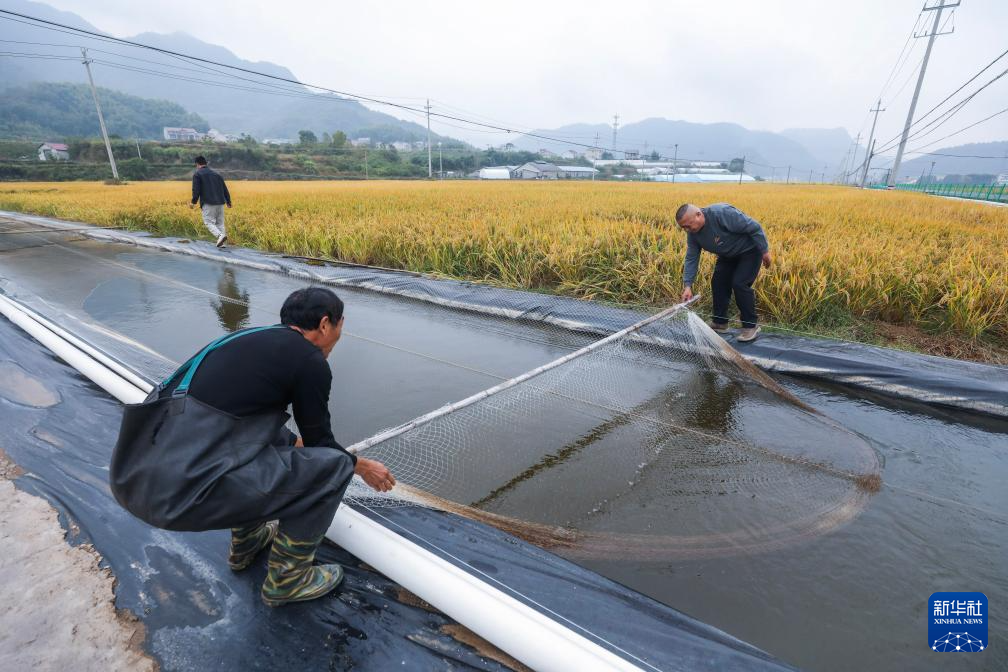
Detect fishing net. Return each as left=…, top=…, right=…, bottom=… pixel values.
left=349, top=304, right=881, bottom=559
left=0, top=218, right=882, bottom=560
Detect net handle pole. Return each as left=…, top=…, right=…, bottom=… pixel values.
left=348, top=296, right=700, bottom=455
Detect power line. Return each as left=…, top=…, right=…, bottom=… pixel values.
left=905, top=106, right=1008, bottom=154
left=875, top=63, right=1008, bottom=154
left=912, top=151, right=1008, bottom=159
left=0, top=9, right=649, bottom=160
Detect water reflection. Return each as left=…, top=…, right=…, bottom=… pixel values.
left=682, top=370, right=742, bottom=433
left=211, top=268, right=250, bottom=332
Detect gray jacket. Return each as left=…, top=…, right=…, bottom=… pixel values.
left=682, top=203, right=769, bottom=285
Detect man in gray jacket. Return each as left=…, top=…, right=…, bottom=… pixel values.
left=676, top=203, right=772, bottom=342
left=190, top=155, right=231, bottom=248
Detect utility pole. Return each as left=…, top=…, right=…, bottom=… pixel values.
left=770, top=167, right=776, bottom=182
left=364, top=148, right=368, bottom=179
left=426, top=99, right=433, bottom=178
left=80, top=47, right=118, bottom=181
left=928, top=159, right=936, bottom=186
left=135, top=137, right=142, bottom=159
left=738, top=155, right=745, bottom=184
left=438, top=141, right=443, bottom=179
left=861, top=139, right=877, bottom=188
left=847, top=132, right=861, bottom=185
left=672, top=143, right=678, bottom=183
left=786, top=165, right=791, bottom=184
left=612, top=113, right=619, bottom=150
left=860, top=100, right=885, bottom=187
left=593, top=132, right=600, bottom=181
left=809, top=168, right=814, bottom=183
left=888, top=0, right=959, bottom=186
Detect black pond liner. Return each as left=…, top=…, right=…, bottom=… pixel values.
left=2, top=210, right=1004, bottom=419
left=0, top=316, right=794, bottom=670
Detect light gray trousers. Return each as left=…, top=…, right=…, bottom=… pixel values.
left=201, top=204, right=226, bottom=238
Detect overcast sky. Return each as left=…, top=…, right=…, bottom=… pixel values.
left=40, top=0, right=1008, bottom=153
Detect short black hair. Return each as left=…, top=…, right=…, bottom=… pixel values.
left=675, top=203, right=692, bottom=222
left=280, top=287, right=344, bottom=330
left=194, top=155, right=207, bottom=166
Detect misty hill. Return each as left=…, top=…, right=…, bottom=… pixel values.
left=0, top=82, right=208, bottom=140
left=898, top=141, right=1008, bottom=180
left=780, top=128, right=859, bottom=168
left=512, top=118, right=855, bottom=177
left=1, top=0, right=452, bottom=142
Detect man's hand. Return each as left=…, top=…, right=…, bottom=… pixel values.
left=681, top=286, right=693, bottom=303
left=294, top=435, right=304, bottom=447
left=762, top=252, right=772, bottom=269
left=355, top=456, right=396, bottom=492
left=226, top=203, right=232, bottom=209
left=189, top=202, right=196, bottom=209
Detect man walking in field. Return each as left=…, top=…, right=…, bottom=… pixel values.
left=190, top=155, right=231, bottom=248
left=676, top=203, right=771, bottom=342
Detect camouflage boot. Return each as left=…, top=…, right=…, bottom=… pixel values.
left=261, top=531, right=344, bottom=607
left=228, top=520, right=279, bottom=571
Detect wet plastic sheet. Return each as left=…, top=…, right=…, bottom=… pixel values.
left=0, top=316, right=794, bottom=671
left=2, top=210, right=1003, bottom=418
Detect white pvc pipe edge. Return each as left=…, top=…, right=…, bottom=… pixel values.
left=0, top=296, right=645, bottom=672
left=0, top=294, right=148, bottom=403
left=0, top=294, right=154, bottom=393
left=326, top=507, right=644, bottom=672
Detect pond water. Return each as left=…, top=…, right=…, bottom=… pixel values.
left=1, top=222, right=1005, bottom=671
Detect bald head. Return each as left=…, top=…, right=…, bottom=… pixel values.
left=675, top=203, right=705, bottom=233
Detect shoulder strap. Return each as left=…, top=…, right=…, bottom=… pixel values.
left=163, top=325, right=286, bottom=397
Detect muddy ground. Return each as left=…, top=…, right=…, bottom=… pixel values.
left=0, top=448, right=156, bottom=671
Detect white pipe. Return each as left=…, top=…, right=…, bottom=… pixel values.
left=0, top=297, right=647, bottom=672
left=326, top=507, right=645, bottom=672
left=349, top=297, right=698, bottom=454
left=0, top=294, right=153, bottom=393
left=0, top=295, right=147, bottom=402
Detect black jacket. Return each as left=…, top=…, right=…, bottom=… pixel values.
left=191, top=166, right=231, bottom=206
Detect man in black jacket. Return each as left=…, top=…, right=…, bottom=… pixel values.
left=190, top=155, right=232, bottom=248
left=115, top=287, right=395, bottom=607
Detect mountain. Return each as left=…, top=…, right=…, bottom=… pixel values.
left=0, top=82, right=208, bottom=140
left=780, top=128, right=859, bottom=168
left=0, top=0, right=453, bottom=142
left=512, top=118, right=852, bottom=177
left=897, top=141, right=1008, bottom=180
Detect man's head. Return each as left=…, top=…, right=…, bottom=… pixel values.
left=280, top=287, right=345, bottom=356
left=194, top=155, right=207, bottom=167
left=675, top=203, right=705, bottom=233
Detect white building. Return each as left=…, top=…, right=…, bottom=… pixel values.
left=996, top=173, right=1008, bottom=185
left=478, top=167, right=512, bottom=180
left=37, top=142, right=69, bottom=161
left=262, top=138, right=295, bottom=145
left=350, top=137, right=371, bottom=147
left=651, top=173, right=756, bottom=183
left=515, top=161, right=561, bottom=179
left=163, top=127, right=203, bottom=142
left=204, top=128, right=241, bottom=143
left=557, top=165, right=598, bottom=179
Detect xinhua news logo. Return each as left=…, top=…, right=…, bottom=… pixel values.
left=929, top=592, right=987, bottom=653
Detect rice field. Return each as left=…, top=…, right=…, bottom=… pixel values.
left=2, top=181, right=1006, bottom=347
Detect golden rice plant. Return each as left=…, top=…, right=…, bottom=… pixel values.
left=1, top=180, right=1005, bottom=342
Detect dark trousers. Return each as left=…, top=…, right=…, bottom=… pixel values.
left=711, top=248, right=762, bottom=329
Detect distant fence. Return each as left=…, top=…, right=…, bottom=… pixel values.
left=873, top=181, right=1008, bottom=204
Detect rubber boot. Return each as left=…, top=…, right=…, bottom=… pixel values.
left=228, top=520, right=279, bottom=571
left=261, top=531, right=344, bottom=607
